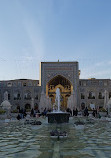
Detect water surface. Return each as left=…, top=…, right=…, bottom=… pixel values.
left=0, top=117, right=111, bottom=158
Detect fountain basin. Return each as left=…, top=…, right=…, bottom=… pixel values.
left=47, top=112, right=70, bottom=123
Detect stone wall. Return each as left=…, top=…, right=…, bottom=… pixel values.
left=0, top=62, right=111, bottom=110
left=0, top=79, right=41, bottom=110
left=79, top=79, right=111, bottom=108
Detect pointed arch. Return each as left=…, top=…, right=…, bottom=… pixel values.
left=47, top=75, right=72, bottom=88
left=46, top=75, right=73, bottom=109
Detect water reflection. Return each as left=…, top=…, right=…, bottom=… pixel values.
left=0, top=117, right=111, bottom=158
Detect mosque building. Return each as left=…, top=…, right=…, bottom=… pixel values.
left=0, top=61, right=111, bottom=111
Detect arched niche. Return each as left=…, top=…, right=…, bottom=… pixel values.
left=46, top=75, right=73, bottom=109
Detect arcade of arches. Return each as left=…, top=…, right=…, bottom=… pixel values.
left=46, top=75, right=73, bottom=109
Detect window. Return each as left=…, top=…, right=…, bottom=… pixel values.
left=87, top=81, right=91, bottom=86
left=3, top=82, right=6, bottom=87
left=81, top=93, right=85, bottom=99
left=109, top=92, right=111, bottom=98
left=28, top=82, right=32, bottom=86
left=14, top=91, right=21, bottom=100
left=18, top=82, right=21, bottom=87
left=7, top=82, right=12, bottom=87
left=81, top=102, right=85, bottom=110
left=79, top=81, right=86, bottom=86
left=98, top=92, right=104, bottom=99
left=25, top=104, right=31, bottom=109
left=88, top=92, right=95, bottom=99
left=91, top=81, right=98, bottom=86
left=23, top=83, right=27, bottom=86
left=24, top=91, right=31, bottom=100
left=8, top=93, right=10, bottom=100
left=99, top=81, right=103, bottom=86
left=13, top=82, right=17, bottom=87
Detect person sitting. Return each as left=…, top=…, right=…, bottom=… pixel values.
left=33, top=109, right=36, bottom=117
left=20, top=108, right=24, bottom=119
left=75, top=108, right=78, bottom=116
left=95, top=109, right=97, bottom=117
left=96, top=108, right=101, bottom=118
left=42, top=108, right=47, bottom=116
left=73, top=108, right=76, bottom=116
left=73, top=108, right=78, bottom=116
left=22, top=108, right=27, bottom=117
left=31, top=108, right=34, bottom=117
left=92, top=108, right=95, bottom=117
left=17, top=114, right=21, bottom=120
left=84, top=107, right=89, bottom=116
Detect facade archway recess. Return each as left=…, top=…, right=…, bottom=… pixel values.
left=25, top=103, right=31, bottom=110
left=46, top=75, right=73, bottom=110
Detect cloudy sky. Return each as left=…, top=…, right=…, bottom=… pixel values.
left=0, top=0, right=111, bottom=80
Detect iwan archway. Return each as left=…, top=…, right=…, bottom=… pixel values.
left=46, top=75, right=73, bottom=110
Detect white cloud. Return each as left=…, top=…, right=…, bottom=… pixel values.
left=13, top=1, right=46, bottom=79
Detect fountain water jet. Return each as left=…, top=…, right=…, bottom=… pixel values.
left=55, top=88, right=60, bottom=112
left=52, top=88, right=63, bottom=113
left=47, top=88, right=70, bottom=123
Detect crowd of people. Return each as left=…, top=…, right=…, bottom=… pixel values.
left=16, top=107, right=52, bottom=120
left=16, top=107, right=39, bottom=120
left=66, top=106, right=102, bottom=118
left=16, top=106, right=102, bottom=120
left=92, top=108, right=101, bottom=118
left=17, top=108, right=27, bottom=120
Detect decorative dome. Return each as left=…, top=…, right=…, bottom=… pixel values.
left=0, top=100, right=12, bottom=110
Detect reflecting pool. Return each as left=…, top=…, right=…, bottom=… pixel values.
left=0, top=117, right=111, bottom=158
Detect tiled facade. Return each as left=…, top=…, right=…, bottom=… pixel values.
left=79, top=79, right=111, bottom=108
left=0, top=61, right=111, bottom=110
left=0, top=79, right=41, bottom=110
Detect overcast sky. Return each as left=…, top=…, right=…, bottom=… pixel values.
left=0, top=0, right=111, bottom=80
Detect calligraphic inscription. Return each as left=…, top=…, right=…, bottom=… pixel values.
left=45, top=67, right=73, bottom=71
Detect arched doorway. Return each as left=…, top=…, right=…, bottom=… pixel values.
left=46, top=75, right=73, bottom=109
left=34, top=103, right=38, bottom=110
left=24, top=91, right=31, bottom=100
left=25, top=104, right=31, bottom=110
left=81, top=102, right=85, bottom=110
